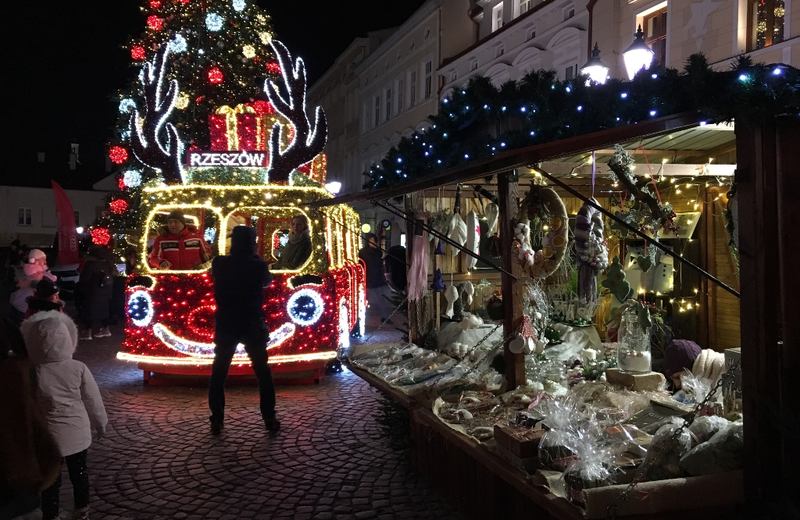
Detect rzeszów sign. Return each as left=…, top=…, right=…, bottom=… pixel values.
left=187, top=151, right=267, bottom=168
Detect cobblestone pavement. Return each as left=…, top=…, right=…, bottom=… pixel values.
left=25, top=312, right=463, bottom=520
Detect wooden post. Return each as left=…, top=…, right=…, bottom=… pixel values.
left=498, top=170, right=525, bottom=389
left=699, top=188, right=716, bottom=350
left=735, top=120, right=783, bottom=511
left=774, top=115, right=800, bottom=501
left=406, top=193, right=418, bottom=344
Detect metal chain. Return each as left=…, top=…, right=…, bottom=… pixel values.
left=361, top=293, right=409, bottom=344
left=606, top=361, right=741, bottom=519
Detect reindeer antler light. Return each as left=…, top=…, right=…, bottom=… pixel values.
left=129, top=43, right=185, bottom=185
left=264, top=40, right=328, bottom=184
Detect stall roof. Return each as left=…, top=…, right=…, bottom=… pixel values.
left=309, top=111, right=731, bottom=208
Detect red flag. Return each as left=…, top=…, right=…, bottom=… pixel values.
left=51, top=181, right=80, bottom=265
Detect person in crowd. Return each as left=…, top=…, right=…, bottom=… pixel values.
left=149, top=210, right=211, bottom=270
left=21, top=310, right=107, bottom=520
left=208, top=226, right=280, bottom=435
left=76, top=246, right=115, bottom=341
left=384, top=245, right=407, bottom=293
left=25, top=279, right=64, bottom=319
left=662, top=339, right=725, bottom=390
left=9, top=249, right=58, bottom=325
left=359, top=233, right=392, bottom=324
left=0, top=316, right=61, bottom=520
left=271, top=214, right=311, bottom=270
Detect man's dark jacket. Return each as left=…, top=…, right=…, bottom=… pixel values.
left=212, top=226, right=273, bottom=330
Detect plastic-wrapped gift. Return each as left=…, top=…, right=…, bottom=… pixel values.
left=644, top=417, right=693, bottom=481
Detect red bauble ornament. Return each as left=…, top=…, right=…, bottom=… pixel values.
left=207, top=67, right=224, bottom=85
left=266, top=62, right=281, bottom=75
left=109, top=199, right=130, bottom=215
left=131, top=46, right=146, bottom=61
left=147, top=16, right=164, bottom=31
left=149, top=0, right=162, bottom=8
left=108, top=146, right=129, bottom=165
left=91, top=228, right=111, bottom=246
left=252, top=100, right=274, bottom=115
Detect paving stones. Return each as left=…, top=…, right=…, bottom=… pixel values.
left=29, top=313, right=463, bottom=520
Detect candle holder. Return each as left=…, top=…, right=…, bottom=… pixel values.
left=616, top=308, right=652, bottom=373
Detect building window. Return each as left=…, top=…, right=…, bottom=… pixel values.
left=565, top=64, right=578, bottom=80
left=385, top=88, right=392, bottom=121
left=518, top=0, right=532, bottom=16
left=643, top=6, right=668, bottom=68
left=410, top=71, right=417, bottom=106
left=748, top=0, right=785, bottom=50
left=397, top=79, right=404, bottom=111
left=18, top=208, right=32, bottom=226
left=492, top=3, right=504, bottom=32
left=374, top=96, right=381, bottom=127
left=424, top=60, right=433, bottom=99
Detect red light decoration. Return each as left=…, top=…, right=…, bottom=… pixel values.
left=252, top=100, right=274, bottom=115
left=131, top=46, right=146, bottom=61
left=266, top=62, right=281, bottom=75
left=208, top=114, right=228, bottom=151
left=237, top=113, right=258, bottom=151
left=91, top=228, right=111, bottom=246
left=147, top=16, right=164, bottom=31
left=109, top=199, right=130, bottom=215
left=118, top=268, right=362, bottom=370
left=108, top=146, right=129, bottom=165
left=207, top=67, right=224, bottom=85
left=149, top=0, right=162, bottom=7
left=117, top=177, right=126, bottom=190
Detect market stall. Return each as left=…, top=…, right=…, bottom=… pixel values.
left=309, top=61, right=800, bottom=518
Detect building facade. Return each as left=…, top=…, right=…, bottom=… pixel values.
left=0, top=186, right=108, bottom=248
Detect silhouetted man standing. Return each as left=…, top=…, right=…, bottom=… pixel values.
left=208, top=226, right=280, bottom=435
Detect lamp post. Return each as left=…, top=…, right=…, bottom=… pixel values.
left=580, top=42, right=609, bottom=85
left=622, top=25, right=654, bottom=80
left=325, top=177, right=342, bottom=194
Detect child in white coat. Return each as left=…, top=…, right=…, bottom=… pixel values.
left=21, top=310, right=107, bottom=520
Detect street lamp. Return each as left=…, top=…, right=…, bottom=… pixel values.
left=580, top=43, right=609, bottom=85
left=325, top=177, right=342, bottom=194
left=622, top=25, right=654, bottom=80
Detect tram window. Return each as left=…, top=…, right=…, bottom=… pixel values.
left=226, top=210, right=312, bottom=271
left=147, top=208, right=218, bottom=272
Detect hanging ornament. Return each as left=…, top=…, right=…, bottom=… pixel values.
left=462, top=281, right=474, bottom=305
left=232, top=0, right=246, bottom=12
left=430, top=268, right=446, bottom=293
left=444, top=285, right=459, bottom=318
left=448, top=185, right=467, bottom=256
left=206, top=13, right=224, bottom=31
left=117, top=177, right=126, bottom=191
left=435, top=238, right=445, bottom=255
left=574, top=200, right=609, bottom=302
left=149, top=0, right=161, bottom=8
left=109, top=199, right=130, bottom=215
left=465, top=210, right=481, bottom=269
left=91, top=228, right=111, bottom=246
left=252, top=100, right=273, bottom=114
left=242, top=45, right=256, bottom=59
left=207, top=67, right=224, bottom=85
left=259, top=32, right=271, bottom=45
left=118, top=98, right=136, bottom=114
left=175, top=92, right=190, bottom=109
left=108, top=146, right=129, bottom=165
left=122, top=170, right=142, bottom=188
left=130, top=46, right=146, bottom=61
left=147, top=16, right=164, bottom=31
left=266, top=61, right=281, bottom=75
left=169, top=34, right=188, bottom=53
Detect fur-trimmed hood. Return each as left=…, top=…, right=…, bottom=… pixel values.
left=20, top=310, right=78, bottom=366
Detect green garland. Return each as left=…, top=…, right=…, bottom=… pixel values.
left=724, top=180, right=740, bottom=271
left=364, top=54, right=800, bottom=190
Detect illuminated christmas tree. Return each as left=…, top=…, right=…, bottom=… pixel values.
left=90, top=0, right=280, bottom=241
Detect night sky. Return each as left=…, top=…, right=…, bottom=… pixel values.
left=0, top=0, right=425, bottom=189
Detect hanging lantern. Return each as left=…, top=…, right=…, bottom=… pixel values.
left=580, top=43, right=609, bottom=85
left=622, top=25, right=654, bottom=80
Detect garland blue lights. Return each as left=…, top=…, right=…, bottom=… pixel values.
left=364, top=54, right=800, bottom=190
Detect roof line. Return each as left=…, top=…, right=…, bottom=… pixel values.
left=306, top=111, right=705, bottom=208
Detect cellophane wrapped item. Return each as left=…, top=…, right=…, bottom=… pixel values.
left=562, top=430, right=617, bottom=505
left=537, top=396, right=589, bottom=471
left=680, top=420, right=743, bottom=476
left=673, top=371, right=712, bottom=405
left=688, top=415, right=730, bottom=445
left=643, top=417, right=692, bottom=481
